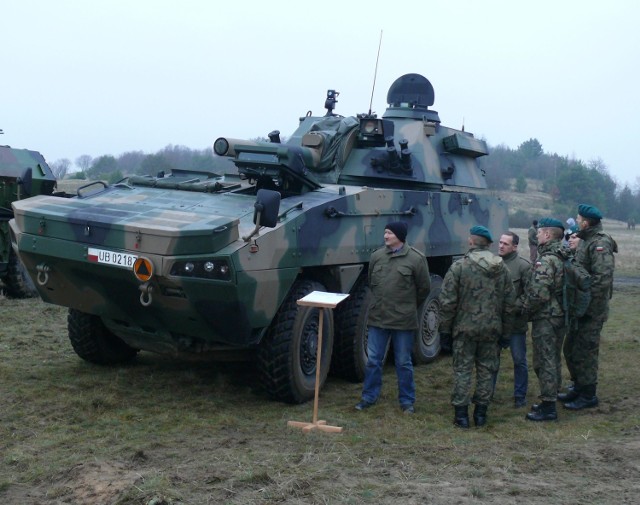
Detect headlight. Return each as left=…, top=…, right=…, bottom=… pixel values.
left=170, top=258, right=232, bottom=281
left=363, top=120, right=378, bottom=134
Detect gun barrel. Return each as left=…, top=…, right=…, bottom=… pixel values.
left=213, top=137, right=263, bottom=157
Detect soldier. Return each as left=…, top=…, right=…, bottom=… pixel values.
left=560, top=223, right=580, bottom=390
left=563, top=218, right=576, bottom=248
left=439, top=226, right=515, bottom=428
left=495, top=231, right=531, bottom=408
left=567, top=225, right=580, bottom=251
left=355, top=221, right=430, bottom=414
left=560, top=204, right=617, bottom=410
left=528, top=220, right=539, bottom=262
left=523, top=218, right=566, bottom=422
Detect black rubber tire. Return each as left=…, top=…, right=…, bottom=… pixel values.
left=412, top=275, right=443, bottom=364
left=67, top=309, right=138, bottom=365
left=258, top=279, right=334, bottom=404
left=331, top=275, right=370, bottom=382
left=4, top=249, right=38, bottom=299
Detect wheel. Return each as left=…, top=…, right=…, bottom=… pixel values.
left=258, top=279, right=334, bottom=404
left=4, top=249, right=38, bottom=298
left=68, top=309, right=138, bottom=364
left=412, top=275, right=443, bottom=363
left=331, top=275, right=370, bottom=382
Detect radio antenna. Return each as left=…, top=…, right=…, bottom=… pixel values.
left=368, top=30, right=383, bottom=116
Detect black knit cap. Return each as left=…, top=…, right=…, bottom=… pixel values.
left=385, top=221, right=408, bottom=243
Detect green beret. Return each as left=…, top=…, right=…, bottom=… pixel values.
left=578, top=203, right=603, bottom=220
left=568, top=224, right=579, bottom=235
left=469, top=225, right=493, bottom=243
left=538, top=217, right=565, bottom=230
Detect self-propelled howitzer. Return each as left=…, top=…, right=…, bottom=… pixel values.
left=10, top=73, right=507, bottom=403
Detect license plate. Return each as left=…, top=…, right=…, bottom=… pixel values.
left=87, top=247, right=138, bottom=269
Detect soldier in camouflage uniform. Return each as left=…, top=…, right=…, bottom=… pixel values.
left=524, top=218, right=566, bottom=422
left=439, top=225, right=515, bottom=428
left=560, top=204, right=617, bottom=410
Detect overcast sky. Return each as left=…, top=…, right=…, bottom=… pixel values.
left=2, top=0, right=639, bottom=187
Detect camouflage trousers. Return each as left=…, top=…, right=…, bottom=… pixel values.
left=451, top=337, right=499, bottom=406
left=531, top=317, right=565, bottom=401
left=563, top=314, right=604, bottom=389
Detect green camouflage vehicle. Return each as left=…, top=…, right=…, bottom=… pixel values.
left=1, top=145, right=57, bottom=297
left=11, top=74, right=507, bottom=403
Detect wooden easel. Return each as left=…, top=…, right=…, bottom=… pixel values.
left=287, top=291, right=349, bottom=434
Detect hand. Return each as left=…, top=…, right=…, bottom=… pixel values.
left=498, top=335, right=511, bottom=349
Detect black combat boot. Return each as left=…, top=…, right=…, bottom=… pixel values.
left=453, top=406, right=469, bottom=428
left=564, top=385, right=598, bottom=410
left=526, top=401, right=557, bottom=421
left=557, top=387, right=579, bottom=403
left=532, top=389, right=560, bottom=411
left=473, top=404, right=488, bottom=427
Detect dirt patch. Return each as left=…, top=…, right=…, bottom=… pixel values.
left=4, top=461, right=147, bottom=505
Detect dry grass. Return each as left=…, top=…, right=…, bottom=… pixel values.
left=498, top=178, right=553, bottom=218
left=1, top=180, right=639, bottom=504
left=1, top=285, right=640, bottom=504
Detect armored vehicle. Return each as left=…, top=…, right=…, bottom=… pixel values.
left=11, top=74, right=507, bottom=403
left=1, top=146, right=57, bottom=297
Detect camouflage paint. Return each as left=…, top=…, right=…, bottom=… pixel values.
left=1, top=146, right=56, bottom=279
left=11, top=74, right=508, bottom=359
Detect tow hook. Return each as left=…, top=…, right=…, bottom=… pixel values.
left=36, top=263, right=50, bottom=286
left=139, top=282, right=153, bottom=307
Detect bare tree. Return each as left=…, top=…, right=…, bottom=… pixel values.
left=75, top=154, right=93, bottom=173
left=50, top=158, right=71, bottom=179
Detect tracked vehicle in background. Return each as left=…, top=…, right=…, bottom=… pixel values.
left=1, top=146, right=57, bottom=297
left=10, top=73, right=507, bottom=403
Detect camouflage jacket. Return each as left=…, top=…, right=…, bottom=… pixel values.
left=576, top=222, right=617, bottom=318
left=438, top=246, right=515, bottom=341
left=528, top=226, right=538, bottom=246
left=523, top=239, right=565, bottom=320
left=368, top=243, right=431, bottom=330
left=501, top=251, right=531, bottom=334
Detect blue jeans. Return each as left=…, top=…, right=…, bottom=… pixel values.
left=493, top=333, right=528, bottom=399
left=361, top=326, right=415, bottom=406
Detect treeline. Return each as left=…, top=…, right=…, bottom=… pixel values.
left=50, top=145, right=234, bottom=184
left=480, top=138, right=639, bottom=226
left=50, top=138, right=639, bottom=225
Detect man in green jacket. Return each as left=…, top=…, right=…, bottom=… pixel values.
left=439, top=226, right=515, bottom=428
left=355, top=221, right=430, bottom=414
left=560, top=204, right=617, bottom=410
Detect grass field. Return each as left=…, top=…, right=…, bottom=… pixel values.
left=2, top=182, right=639, bottom=504
left=2, top=269, right=640, bottom=502
left=1, top=283, right=639, bottom=504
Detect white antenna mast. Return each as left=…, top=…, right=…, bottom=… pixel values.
left=368, top=30, right=383, bottom=116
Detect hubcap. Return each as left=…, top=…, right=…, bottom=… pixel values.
left=300, top=310, right=319, bottom=376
